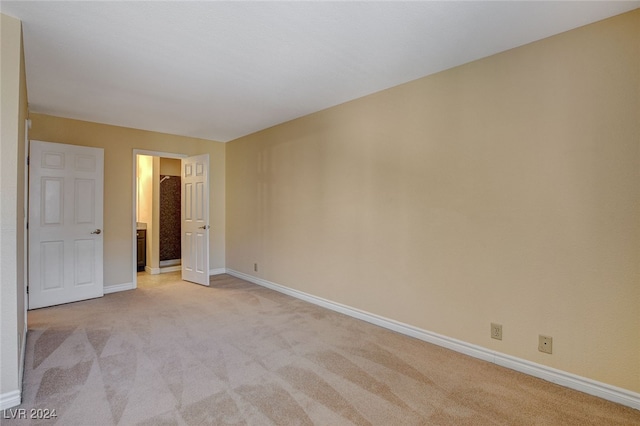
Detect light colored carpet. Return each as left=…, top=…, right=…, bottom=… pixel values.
left=3, top=272, right=638, bottom=425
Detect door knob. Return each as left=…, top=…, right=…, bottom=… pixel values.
left=91, top=229, right=102, bottom=234
left=198, top=225, right=210, bottom=230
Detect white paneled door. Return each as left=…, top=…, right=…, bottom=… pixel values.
left=28, top=141, right=104, bottom=309
left=181, top=154, right=210, bottom=286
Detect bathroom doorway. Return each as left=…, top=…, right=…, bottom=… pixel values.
left=133, top=151, right=186, bottom=286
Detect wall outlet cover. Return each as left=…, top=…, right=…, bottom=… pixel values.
left=491, top=323, right=502, bottom=340
left=539, top=335, right=553, bottom=354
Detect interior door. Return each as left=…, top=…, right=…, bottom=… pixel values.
left=181, top=154, right=210, bottom=286
left=29, top=141, right=104, bottom=309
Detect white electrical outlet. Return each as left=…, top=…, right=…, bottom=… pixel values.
left=491, top=323, right=502, bottom=340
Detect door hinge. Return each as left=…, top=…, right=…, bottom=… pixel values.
left=27, top=156, right=29, bottom=165
left=26, top=286, right=29, bottom=294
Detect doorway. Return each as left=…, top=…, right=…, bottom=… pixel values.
left=132, top=150, right=186, bottom=288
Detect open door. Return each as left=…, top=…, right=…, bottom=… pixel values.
left=29, top=141, right=104, bottom=309
left=181, top=154, right=210, bottom=286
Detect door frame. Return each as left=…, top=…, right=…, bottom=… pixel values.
left=21, top=119, right=30, bottom=384
left=131, top=149, right=186, bottom=289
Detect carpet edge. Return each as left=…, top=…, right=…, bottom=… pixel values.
left=226, top=268, right=640, bottom=411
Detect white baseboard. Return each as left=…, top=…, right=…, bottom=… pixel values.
left=145, top=266, right=160, bottom=275
left=103, top=282, right=135, bottom=294
left=226, top=269, right=640, bottom=411
left=209, top=268, right=226, bottom=276
left=160, top=266, right=181, bottom=273
left=0, top=390, right=21, bottom=411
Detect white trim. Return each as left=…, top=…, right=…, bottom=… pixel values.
left=132, top=153, right=138, bottom=289
left=160, top=265, right=181, bottom=273
left=145, top=266, right=160, bottom=275
left=209, top=268, right=226, bottom=276
left=134, top=149, right=189, bottom=159
left=21, top=120, right=29, bottom=398
left=0, top=390, right=21, bottom=411
left=23, top=119, right=30, bottom=345
left=103, top=282, right=135, bottom=294
left=226, top=269, right=640, bottom=411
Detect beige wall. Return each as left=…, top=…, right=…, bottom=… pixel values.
left=151, top=156, right=161, bottom=270
left=1, top=13, right=28, bottom=398
left=226, top=11, right=640, bottom=392
left=160, top=157, right=181, bottom=176
left=30, top=114, right=226, bottom=288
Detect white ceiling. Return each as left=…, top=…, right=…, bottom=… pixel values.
left=2, top=1, right=638, bottom=142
